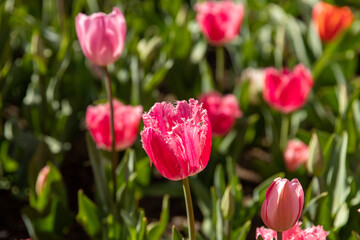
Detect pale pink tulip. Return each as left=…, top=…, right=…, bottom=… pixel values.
left=263, top=64, right=313, bottom=113
left=284, top=140, right=309, bottom=172
left=198, top=91, right=242, bottom=136
left=141, top=99, right=212, bottom=180
left=194, top=1, right=244, bottom=46
left=35, top=165, right=50, bottom=195
left=86, top=99, right=142, bottom=151
left=312, top=2, right=353, bottom=43
left=261, top=178, right=304, bottom=232
left=75, top=7, right=126, bottom=66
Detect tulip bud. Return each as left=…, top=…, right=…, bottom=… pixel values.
left=221, top=186, right=235, bottom=220
left=35, top=165, right=50, bottom=195
left=261, top=178, right=304, bottom=232
left=307, top=133, right=324, bottom=177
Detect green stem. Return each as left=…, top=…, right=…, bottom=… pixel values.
left=277, top=231, right=282, bottom=240
left=216, top=46, right=225, bottom=91
left=182, top=178, right=196, bottom=240
left=280, top=114, right=290, bottom=151
left=224, top=219, right=230, bottom=240
left=104, top=66, right=118, bottom=202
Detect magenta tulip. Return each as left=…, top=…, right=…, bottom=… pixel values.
left=261, top=178, right=304, bottom=232
left=75, top=7, right=126, bottom=66
left=35, top=165, right=50, bottom=195
left=284, top=140, right=309, bottom=172
left=194, top=0, right=244, bottom=46
left=141, top=99, right=212, bottom=181
left=198, top=91, right=242, bottom=136
left=263, top=64, right=313, bottom=113
left=86, top=99, right=142, bottom=151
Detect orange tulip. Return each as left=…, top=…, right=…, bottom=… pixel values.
left=312, top=2, right=353, bottom=42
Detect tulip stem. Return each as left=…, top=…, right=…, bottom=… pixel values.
left=182, top=177, right=196, bottom=240
left=280, top=114, right=290, bottom=150
left=104, top=66, right=118, bottom=202
left=216, top=46, right=225, bottom=91
left=277, top=231, right=282, bottom=240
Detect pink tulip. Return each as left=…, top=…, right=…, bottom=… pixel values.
left=256, top=222, right=328, bottom=240
left=256, top=226, right=277, bottom=240
left=312, top=2, right=353, bottom=43
left=261, top=178, right=304, bottom=232
left=86, top=99, right=142, bottom=151
left=35, top=165, right=50, bottom=195
left=141, top=99, right=212, bottom=181
left=263, top=64, right=313, bottom=113
left=198, top=91, right=242, bottom=136
left=75, top=7, right=126, bottom=66
left=284, top=140, right=309, bottom=172
left=194, top=1, right=244, bottom=46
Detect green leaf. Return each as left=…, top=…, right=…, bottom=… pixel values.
left=144, top=59, right=174, bottom=92
left=76, top=190, right=101, bottom=239
left=172, top=225, right=184, bottom=240
left=331, top=132, right=348, bottom=215
left=85, top=134, right=112, bottom=214
left=147, top=194, right=170, bottom=240
left=233, top=220, right=251, bottom=240
left=334, top=202, right=349, bottom=230
left=214, top=164, right=226, bottom=199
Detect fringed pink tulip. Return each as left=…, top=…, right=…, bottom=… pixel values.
left=194, top=0, right=244, bottom=46
left=35, top=165, right=50, bottom=195
left=263, top=64, right=313, bottom=113
left=75, top=7, right=126, bottom=66
left=256, top=222, right=328, bottom=240
left=256, top=226, right=277, bottom=240
left=261, top=178, right=304, bottom=232
left=86, top=99, right=142, bottom=151
left=284, top=140, right=309, bottom=172
left=312, top=2, right=353, bottom=43
left=198, top=91, right=242, bottom=136
left=141, top=99, right=212, bottom=181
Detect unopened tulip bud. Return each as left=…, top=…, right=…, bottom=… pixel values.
left=221, top=186, right=235, bottom=220
left=261, top=178, right=304, bottom=232
left=307, top=133, right=324, bottom=177
left=35, top=165, right=50, bottom=195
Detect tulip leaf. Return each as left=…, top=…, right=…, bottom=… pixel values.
left=214, top=164, right=226, bottom=199
left=232, top=220, right=251, bottom=240
left=144, top=59, right=174, bottom=92
left=85, top=134, right=112, bottom=214
left=331, top=132, right=348, bottom=215
left=334, top=202, right=349, bottom=230
left=76, top=190, right=101, bottom=239
left=172, top=225, right=184, bottom=240
left=147, top=194, right=170, bottom=240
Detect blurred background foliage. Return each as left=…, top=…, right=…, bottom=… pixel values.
left=1, top=0, right=360, bottom=239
